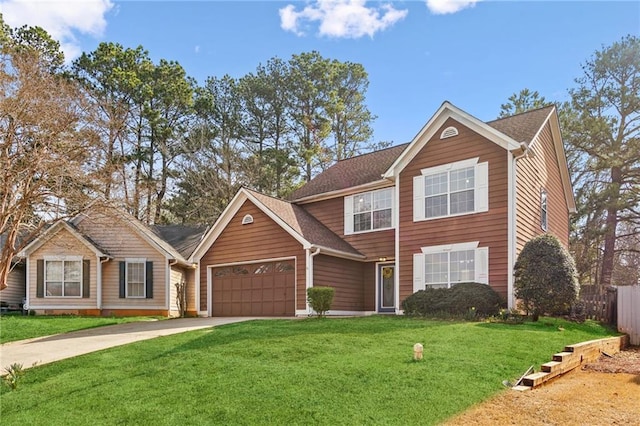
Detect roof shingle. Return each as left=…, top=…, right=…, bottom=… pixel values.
left=288, top=143, right=408, bottom=201
left=246, top=189, right=362, bottom=257
left=151, top=225, right=207, bottom=259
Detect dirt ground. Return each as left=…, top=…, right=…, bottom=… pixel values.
left=444, top=346, right=640, bottom=426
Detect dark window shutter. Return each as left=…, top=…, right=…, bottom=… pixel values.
left=36, top=259, right=44, bottom=298
left=119, top=261, right=126, bottom=298
left=145, top=261, right=153, bottom=299
left=82, top=259, right=90, bottom=298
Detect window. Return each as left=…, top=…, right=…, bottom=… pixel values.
left=119, top=260, right=152, bottom=299
left=413, top=158, right=488, bottom=221
left=541, top=189, right=548, bottom=231
left=126, top=261, right=146, bottom=298
left=45, top=259, right=82, bottom=297
left=413, top=242, right=488, bottom=292
left=344, top=188, right=394, bottom=234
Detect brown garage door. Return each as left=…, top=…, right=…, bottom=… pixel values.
left=211, top=260, right=295, bottom=316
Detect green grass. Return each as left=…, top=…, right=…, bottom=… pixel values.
left=0, top=315, right=162, bottom=344
left=0, top=316, right=616, bottom=425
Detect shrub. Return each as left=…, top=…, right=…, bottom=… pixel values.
left=446, top=282, right=504, bottom=316
left=307, top=287, right=335, bottom=318
left=401, top=287, right=449, bottom=316
left=402, top=283, right=503, bottom=319
left=514, top=233, right=579, bottom=321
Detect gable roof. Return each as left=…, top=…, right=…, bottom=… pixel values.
left=191, top=188, right=364, bottom=262
left=290, top=102, right=572, bottom=206
left=383, top=101, right=524, bottom=179
left=18, top=221, right=111, bottom=258
left=70, top=201, right=193, bottom=266
left=151, top=225, right=207, bottom=259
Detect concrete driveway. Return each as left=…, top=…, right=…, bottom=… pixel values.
left=0, top=317, right=263, bottom=373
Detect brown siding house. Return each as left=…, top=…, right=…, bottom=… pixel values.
left=187, top=101, right=575, bottom=316
left=17, top=102, right=574, bottom=318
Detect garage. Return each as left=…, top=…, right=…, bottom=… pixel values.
left=211, top=260, right=295, bottom=316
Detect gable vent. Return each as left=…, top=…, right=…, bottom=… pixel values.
left=440, top=126, right=459, bottom=139
left=241, top=214, right=254, bottom=225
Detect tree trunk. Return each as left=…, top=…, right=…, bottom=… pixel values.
left=600, top=166, right=622, bottom=287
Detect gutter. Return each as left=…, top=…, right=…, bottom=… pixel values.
left=305, top=247, right=321, bottom=314
left=97, top=256, right=110, bottom=310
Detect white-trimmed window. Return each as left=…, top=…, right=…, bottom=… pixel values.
left=413, top=242, right=489, bottom=292
left=126, top=259, right=146, bottom=298
left=413, top=158, right=488, bottom=221
left=540, top=189, right=548, bottom=231
left=45, top=258, right=82, bottom=297
left=344, top=187, right=394, bottom=234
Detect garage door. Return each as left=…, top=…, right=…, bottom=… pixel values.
left=211, top=260, right=295, bottom=316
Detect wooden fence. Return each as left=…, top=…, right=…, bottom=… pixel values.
left=617, top=286, right=640, bottom=345
left=580, top=287, right=617, bottom=324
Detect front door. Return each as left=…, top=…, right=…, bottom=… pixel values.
left=378, top=264, right=395, bottom=313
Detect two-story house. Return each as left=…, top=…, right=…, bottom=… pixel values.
left=190, top=102, right=575, bottom=317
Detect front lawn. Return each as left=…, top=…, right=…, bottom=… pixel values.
left=0, top=316, right=616, bottom=425
left=0, top=315, right=162, bottom=344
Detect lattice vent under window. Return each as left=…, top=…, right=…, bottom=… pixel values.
left=440, top=126, right=459, bottom=139
left=242, top=214, right=254, bottom=225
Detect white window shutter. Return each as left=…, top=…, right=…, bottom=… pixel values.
left=413, top=253, right=424, bottom=293
left=475, top=247, right=489, bottom=284
left=344, top=195, right=354, bottom=235
left=413, top=175, right=425, bottom=221
left=475, top=162, right=489, bottom=213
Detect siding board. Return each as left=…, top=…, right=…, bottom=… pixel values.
left=0, top=265, right=25, bottom=306
left=75, top=207, right=167, bottom=310
left=302, top=196, right=395, bottom=261
left=398, top=118, right=510, bottom=302
left=28, top=228, right=98, bottom=308
left=313, top=254, right=364, bottom=311
left=199, top=200, right=306, bottom=312
left=515, top=123, right=570, bottom=252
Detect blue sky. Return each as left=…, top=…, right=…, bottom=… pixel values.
left=1, top=1, right=638, bottom=145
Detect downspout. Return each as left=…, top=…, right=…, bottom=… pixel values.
left=24, top=257, right=29, bottom=312
left=305, top=247, right=321, bottom=315
left=168, top=259, right=178, bottom=317
left=98, top=256, right=109, bottom=311
left=509, top=142, right=530, bottom=309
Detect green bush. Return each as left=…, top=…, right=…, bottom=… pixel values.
left=514, top=233, right=579, bottom=321
left=402, top=283, right=503, bottom=318
left=447, top=282, right=504, bottom=316
left=400, top=287, right=449, bottom=316
left=307, top=287, right=335, bottom=318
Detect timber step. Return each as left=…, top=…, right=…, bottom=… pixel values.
left=512, top=385, right=532, bottom=392
left=541, top=360, right=562, bottom=373
left=513, top=335, right=627, bottom=391
left=521, top=371, right=550, bottom=387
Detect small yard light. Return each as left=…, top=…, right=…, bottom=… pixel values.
left=413, top=343, right=423, bottom=361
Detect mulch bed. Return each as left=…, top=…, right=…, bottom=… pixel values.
left=583, top=345, right=640, bottom=375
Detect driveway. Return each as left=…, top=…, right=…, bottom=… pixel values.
left=0, top=317, right=264, bottom=373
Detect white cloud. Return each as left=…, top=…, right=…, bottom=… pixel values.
left=194, top=45, right=200, bottom=54
left=426, top=0, right=480, bottom=15
left=279, top=0, right=408, bottom=39
left=0, top=0, right=114, bottom=61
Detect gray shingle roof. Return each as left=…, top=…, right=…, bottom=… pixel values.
left=151, top=225, right=208, bottom=259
